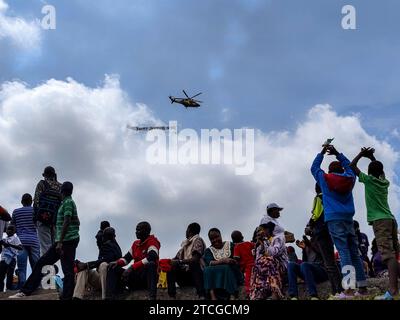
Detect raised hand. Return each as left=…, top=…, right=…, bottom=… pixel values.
left=326, top=145, right=339, bottom=156
left=360, top=147, right=375, bottom=160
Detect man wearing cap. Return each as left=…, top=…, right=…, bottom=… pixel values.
left=260, top=203, right=286, bottom=235
left=33, top=166, right=62, bottom=255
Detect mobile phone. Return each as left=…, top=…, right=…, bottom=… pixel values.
left=322, top=138, right=334, bottom=147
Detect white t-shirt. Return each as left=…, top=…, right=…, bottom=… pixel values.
left=1, top=234, right=22, bottom=265
left=260, top=215, right=285, bottom=235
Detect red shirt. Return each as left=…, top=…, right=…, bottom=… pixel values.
left=233, top=241, right=255, bottom=271
left=118, top=235, right=161, bottom=270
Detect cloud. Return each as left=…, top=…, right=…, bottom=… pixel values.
left=0, top=77, right=398, bottom=261
left=392, top=128, right=400, bottom=139
left=0, top=0, right=41, bottom=50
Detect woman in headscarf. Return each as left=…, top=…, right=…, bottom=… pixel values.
left=250, top=222, right=288, bottom=300
left=203, top=228, right=243, bottom=300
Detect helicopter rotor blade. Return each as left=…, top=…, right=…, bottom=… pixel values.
left=190, top=92, right=202, bottom=99
left=183, top=90, right=190, bottom=98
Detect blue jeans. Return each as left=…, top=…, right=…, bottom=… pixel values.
left=287, top=262, right=328, bottom=297
left=17, top=245, right=40, bottom=289
left=327, top=220, right=367, bottom=288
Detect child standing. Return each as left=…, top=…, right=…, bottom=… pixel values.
left=351, top=147, right=400, bottom=300
left=0, top=225, right=23, bottom=291
left=231, top=230, right=255, bottom=298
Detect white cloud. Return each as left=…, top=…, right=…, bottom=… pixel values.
left=392, top=128, right=400, bottom=139
left=0, top=0, right=41, bottom=49
left=0, top=77, right=398, bottom=261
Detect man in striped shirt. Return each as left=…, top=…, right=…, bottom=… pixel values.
left=10, top=182, right=80, bottom=300
left=11, top=194, right=40, bottom=289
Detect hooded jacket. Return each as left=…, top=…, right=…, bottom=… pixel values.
left=311, top=153, right=356, bottom=222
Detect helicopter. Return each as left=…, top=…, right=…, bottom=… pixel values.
left=169, top=90, right=203, bottom=108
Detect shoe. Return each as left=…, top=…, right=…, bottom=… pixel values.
left=334, top=292, right=355, bottom=300
left=354, top=290, right=369, bottom=298
left=327, top=293, right=340, bottom=300
left=9, top=292, right=26, bottom=299
left=290, top=296, right=298, bottom=300
left=310, top=296, right=319, bottom=300
left=374, top=291, right=394, bottom=300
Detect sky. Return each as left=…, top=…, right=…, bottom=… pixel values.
left=1, top=0, right=400, bottom=261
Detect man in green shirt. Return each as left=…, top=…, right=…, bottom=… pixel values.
left=10, top=182, right=80, bottom=300
left=351, top=147, right=400, bottom=300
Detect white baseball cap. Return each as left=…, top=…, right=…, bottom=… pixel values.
left=266, top=203, right=283, bottom=211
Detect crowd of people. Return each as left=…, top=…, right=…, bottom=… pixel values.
left=0, top=144, right=399, bottom=300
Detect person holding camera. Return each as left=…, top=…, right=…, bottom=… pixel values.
left=287, top=234, right=328, bottom=300
left=250, top=222, right=288, bottom=300
left=351, top=147, right=400, bottom=300
left=311, top=144, right=367, bottom=298
left=305, top=183, right=343, bottom=297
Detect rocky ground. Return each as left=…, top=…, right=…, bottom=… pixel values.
left=0, top=277, right=395, bottom=300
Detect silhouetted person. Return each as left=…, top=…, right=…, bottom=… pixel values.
left=33, top=166, right=62, bottom=256
left=96, top=221, right=111, bottom=250
left=73, top=227, right=122, bottom=300
left=11, top=193, right=40, bottom=289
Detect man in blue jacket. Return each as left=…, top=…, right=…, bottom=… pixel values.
left=311, top=144, right=367, bottom=298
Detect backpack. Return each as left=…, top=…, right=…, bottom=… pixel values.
left=35, top=181, right=62, bottom=226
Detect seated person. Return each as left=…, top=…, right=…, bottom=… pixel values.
left=53, top=265, right=63, bottom=295
left=203, top=228, right=242, bottom=300
left=107, top=222, right=160, bottom=300
left=231, top=230, right=255, bottom=298
left=166, top=222, right=206, bottom=299
left=96, top=221, right=111, bottom=250
left=287, top=246, right=300, bottom=263
left=73, top=227, right=122, bottom=300
left=0, top=225, right=23, bottom=292
left=250, top=222, right=288, bottom=300
left=287, top=235, right=328, bottom=300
